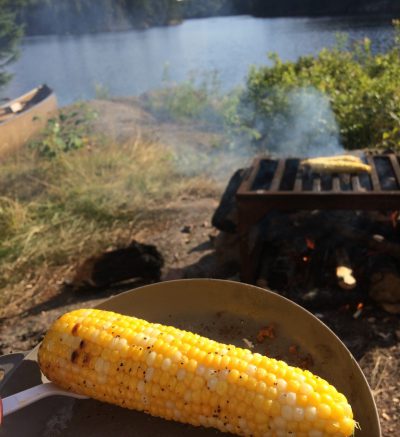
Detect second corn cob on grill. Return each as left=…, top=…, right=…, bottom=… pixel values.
left=300, top=156, right=371, bottom=174
left=38, top=308, right=355, bottom=437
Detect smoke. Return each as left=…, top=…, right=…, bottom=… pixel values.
left=253, top=87, right=344, bottom=157
left=153, top=86, right=345, bottom=184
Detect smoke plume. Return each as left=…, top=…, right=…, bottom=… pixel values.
left=253, top=87, right=344, bottom=157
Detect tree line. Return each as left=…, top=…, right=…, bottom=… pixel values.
left=0, top=0, right=24, bottom=89
left=8, top=0, right=400, bottom=36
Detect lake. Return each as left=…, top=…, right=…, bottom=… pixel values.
left=2, top=15, right=395, bottom=106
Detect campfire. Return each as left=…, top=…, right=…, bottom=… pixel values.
left=213, top=153, right=400, bottom=314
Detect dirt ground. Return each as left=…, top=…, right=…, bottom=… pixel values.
left=1, top=98, right=399, bottom=435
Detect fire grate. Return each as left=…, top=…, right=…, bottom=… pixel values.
left=236, top=154, right=400, bottom=283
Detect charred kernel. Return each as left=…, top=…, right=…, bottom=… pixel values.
left=72, top=323, right=80, bottom=336
left=71, top=350, right=79, bottom=363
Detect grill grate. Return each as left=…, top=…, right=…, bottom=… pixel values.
left=236, top=154, right=400, bottom=283
left=240, top=154, right=400, bottom=194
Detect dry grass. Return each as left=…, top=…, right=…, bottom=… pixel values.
left=0, top=134, right=217, bottom=307
left=360, top=345, right=399, bottom=396
left=359, top=344, right=400, bottom=434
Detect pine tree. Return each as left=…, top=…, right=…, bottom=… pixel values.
left=0, top=0, right=23, bottom=90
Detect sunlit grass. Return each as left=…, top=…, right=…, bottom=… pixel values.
left=0, top=134, right=217, bottom=305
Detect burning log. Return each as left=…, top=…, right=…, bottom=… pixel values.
left=369, top=256, right=400, bottom=314
left=335, top=247, right=357, bottom=290
left=334, top=225, right=400, bottom=261
left=212, top=168, right=248, bottom=233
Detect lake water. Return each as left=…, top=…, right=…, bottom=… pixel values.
left=2, top=15, right=394, bottom=106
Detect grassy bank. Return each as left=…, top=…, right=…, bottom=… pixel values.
left=0, top=107, right=216, bottom=307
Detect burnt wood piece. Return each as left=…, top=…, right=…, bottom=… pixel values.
left=236, top=154, right=400, bottom=283
left=72, top=240, right=164, bottom=289
left=212, top=168, right=248, bottom=233
left=368, top=254, right=400, bottom=314
left=335, top=226, right=400, bottom=260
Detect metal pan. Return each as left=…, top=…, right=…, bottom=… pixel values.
left=0, top=279, right=380, bottom=436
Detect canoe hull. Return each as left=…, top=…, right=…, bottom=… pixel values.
left=0, top=85, right=58, bottom=158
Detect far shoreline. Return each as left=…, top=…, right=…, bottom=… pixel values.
left=20, top=13, right=398, bottom=37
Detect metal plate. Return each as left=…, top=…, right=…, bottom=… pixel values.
left=0, top=279, right=380, bottom=436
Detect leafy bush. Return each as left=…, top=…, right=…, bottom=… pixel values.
left=144, top=69, right=228, bottom=126
left=239, top=22, right=400, bottom=151
left=29, top=103, right=97, bottom=158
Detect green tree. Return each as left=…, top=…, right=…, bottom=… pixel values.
left=0, top=0, right=23, bottom=89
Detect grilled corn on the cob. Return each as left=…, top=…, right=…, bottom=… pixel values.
left=301, top=156, right=371, bottom=174
left=38, top=309, right=356, bottom=437
left=302, top=156, right=362, bottom=164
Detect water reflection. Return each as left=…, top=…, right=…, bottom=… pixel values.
left=3, top=15, right=394, bottom=105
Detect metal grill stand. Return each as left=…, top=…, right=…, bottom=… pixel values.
left=236, top=154, right=400, bottom=283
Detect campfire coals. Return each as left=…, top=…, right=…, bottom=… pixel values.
left=214, top=204, right=400, bottom=313
left=255, top=210, right=400, bottom=312
left=212, top=155, right=400, bottom=314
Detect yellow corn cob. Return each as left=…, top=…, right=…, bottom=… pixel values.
left=38, top=309, right=356, bottom=437
left=300, top=157, right=371, bottom=174
left=301, top=156, right=362, bottom=165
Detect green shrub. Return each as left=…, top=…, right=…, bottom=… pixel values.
left=239, top=22, right=400, bottom=151
left=145, top=69, right=229, bottom=127
left=30, top=103, right=97, bottom=158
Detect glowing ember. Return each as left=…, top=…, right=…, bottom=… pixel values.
left=353, top=302, right=364, bottom=319
left=390, top=211, right=399, bottom=228
left=306, top=238, right=315, bottom=250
